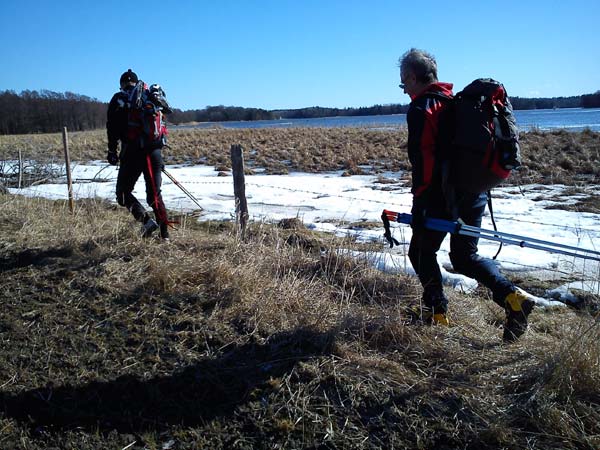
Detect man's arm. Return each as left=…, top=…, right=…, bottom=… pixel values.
left=407, top=102, right=431, bottom=198
left=106, top=94, right=123, bottom=154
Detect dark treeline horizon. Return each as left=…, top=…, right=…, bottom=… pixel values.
left=166, top=92, right=600, bottom=124
left=1, top=89, right=599, bottom=135
left=0, top=90, right=106, bottom=135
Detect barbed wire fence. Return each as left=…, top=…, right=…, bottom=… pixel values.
left=15, top=163, right=600, bottom=231
left=4, top=154, right=600, bottom=298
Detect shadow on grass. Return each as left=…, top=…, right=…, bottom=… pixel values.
left=0, top=247, right=74, bottom=272
left=1, top=327, right=334, bottom=433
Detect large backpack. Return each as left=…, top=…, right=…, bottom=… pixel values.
left=449, top=78, right=521, bottom=193
left=124, top=81, right=172, bottom=150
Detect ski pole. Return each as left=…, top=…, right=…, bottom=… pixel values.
left=382, top=210, right=600, bottom=262
left=162, top=168, right=204, bottom=211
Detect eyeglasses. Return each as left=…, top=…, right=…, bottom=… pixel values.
left=399, top=73, right=411, bottom=89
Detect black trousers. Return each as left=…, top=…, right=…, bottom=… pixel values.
left=408, top=192, right=514, bottom=313
left=115, top=143, right=168, bottom=227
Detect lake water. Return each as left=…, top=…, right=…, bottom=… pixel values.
left=177, top=107, right=600, bottom=132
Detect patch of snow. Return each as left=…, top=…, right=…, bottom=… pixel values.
left=8, top=162, right=600, bottom=298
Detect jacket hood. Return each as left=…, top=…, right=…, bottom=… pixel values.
left=411, top=82, right=454, bottom=101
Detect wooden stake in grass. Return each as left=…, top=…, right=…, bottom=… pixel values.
left=62, top=127, right=74, bottom=213
left=230, top=144, right=248, bottom=237
left=18, top=148, right=23, bottom=189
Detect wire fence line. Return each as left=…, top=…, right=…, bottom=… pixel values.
left=43, top=163, right=600, bottom=233
left=9, top=167, right=599, bottom=291
left=17, top=170, right=600, bottom=238
left=162, top=178, right=600, bottom=235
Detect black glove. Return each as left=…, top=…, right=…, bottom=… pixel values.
left=410, top=199, right=427, bottom=231
left=107, top=151, right=119, bottom=165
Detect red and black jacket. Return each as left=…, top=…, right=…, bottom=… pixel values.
left=406, top=82, right=454, bottom=200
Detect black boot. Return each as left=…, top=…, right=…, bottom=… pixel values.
left=160, top=222, right=170, bottom=241
left=141, top=215, right=159, bottom=238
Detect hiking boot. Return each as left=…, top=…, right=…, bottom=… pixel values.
left=141, top=218, right=159, bottom=238
left=160, top=222, right=170, bottom=240
left=406, top=306, right=450, bottom=326
left=431, top=313, right=450, bottom=326
left=503, top=288, right=535, bottom=342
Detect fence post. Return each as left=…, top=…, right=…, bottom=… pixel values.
left=230, top=144, right=248, bottom=237
left=62, top=127, right=75, bottom=214
left=18, top=148, right=23, bottom=189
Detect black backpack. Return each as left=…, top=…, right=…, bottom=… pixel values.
left=121, top=81, right=173, bottom=150
left=449, top=78, right=521, bottom=194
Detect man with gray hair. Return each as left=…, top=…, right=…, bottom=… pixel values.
left=399, top=48, right=534, bottom=341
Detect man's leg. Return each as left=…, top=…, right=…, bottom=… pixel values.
left=448, top=192, right=514, bottom=306
left=449, top=192, right=534, bottom=341
left=408, top=228, right=449, bottom=315
left=115, top=145, right=147, bottom=222
left=143, top=148, right=170, bottom=239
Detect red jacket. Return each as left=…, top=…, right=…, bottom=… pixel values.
left=406, top=82, right=454, bottom=199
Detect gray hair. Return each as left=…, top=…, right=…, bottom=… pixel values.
left=398, top=48, right=438, bottom=83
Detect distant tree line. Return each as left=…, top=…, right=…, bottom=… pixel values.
left=1, top=89, right=599, bottom=134
left=166, top=93, right=600, bottom=125
left=581, top=91, right=600, bottom=108
left=168, top=103, right=410, bottom=124
left=0, top=90, right=106, bottom=135
left=271, top=104, right=410, bottom=120
left=510, top=95, right=581, bottom=110
left=168, top=105, right=272, bottom=124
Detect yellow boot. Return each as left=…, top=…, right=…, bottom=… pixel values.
left=432, top=313, right=450, bottom=326
left=503, top=288, right=535, bottom=342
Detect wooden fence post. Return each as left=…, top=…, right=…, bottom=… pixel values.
left=18, top=148, right=23, bottom=189
left=230, top=144, right=248, bottom=237
left=62, top=127, right=75, bottom=214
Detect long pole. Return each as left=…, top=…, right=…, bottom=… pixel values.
left=460, top=222, right=600, bottom=256
left=161, top=168, right=204, bottom=211
left=385, top=210, right=600, bottom=262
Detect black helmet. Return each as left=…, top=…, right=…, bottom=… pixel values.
left=119, top=69, right=138, bottom=85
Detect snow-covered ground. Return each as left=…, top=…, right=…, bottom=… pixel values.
left=9, top=161, right=600, bottom=303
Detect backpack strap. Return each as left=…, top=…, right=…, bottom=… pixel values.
left=426, top=91, right=453, bottom=104
left=486, top=191, right=503, bottom=260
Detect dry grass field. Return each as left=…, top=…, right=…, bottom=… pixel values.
left=2, top=126, right=598, bottom=214
left=0, top=193, right=599, bottom=449
left=0, top=127, right=599, bottom=449
left=1, top=126, right=599, bottom=181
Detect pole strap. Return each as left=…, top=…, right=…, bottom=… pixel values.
left=146, top=154, right=171, bottom=225
left=381, top=210, right=400, bottom=248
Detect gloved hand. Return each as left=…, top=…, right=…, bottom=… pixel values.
left=107, top=151, right=119, bottom=165
left=410, top=199, right=428, bottom=231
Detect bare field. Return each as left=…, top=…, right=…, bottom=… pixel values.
left=1, top=127, right=600, bottom=448
left=0, top=194, right=598, bottom=449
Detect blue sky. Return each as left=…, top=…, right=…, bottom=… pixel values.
left=1, top=0, right=598, bottom=110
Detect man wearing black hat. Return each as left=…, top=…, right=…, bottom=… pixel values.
left=106, top=69, right=171, bottom=240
